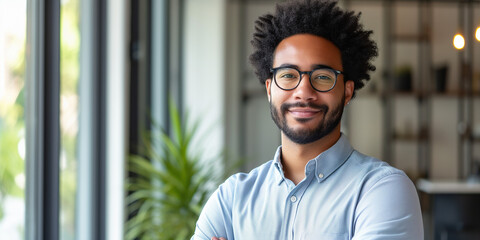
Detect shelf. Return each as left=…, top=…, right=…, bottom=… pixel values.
left=417, top=179, right=480, bottom=194
left=392, top=128, right=429, bottom=142
left=392, top=134, right=428, bottom=142
left=389, top=91, right=425, bottom=97
left=392, top=34, right=428, bottom=42
left=431, top=91, right=480, bottom=98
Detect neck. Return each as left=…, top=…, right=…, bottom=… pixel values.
left=280, top=127, right=341, bottom=185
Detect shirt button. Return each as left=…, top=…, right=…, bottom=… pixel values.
left=318, top=173, right=324, bottom=178
left=290, top=195, right=297, bottom=203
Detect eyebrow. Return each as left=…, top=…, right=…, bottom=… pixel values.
left=276, top=63, right=335, bottom=70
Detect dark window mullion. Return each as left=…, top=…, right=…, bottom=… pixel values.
left=43, top=0, right=61, bottom=239
left=96, top=0, right=107, bottom=238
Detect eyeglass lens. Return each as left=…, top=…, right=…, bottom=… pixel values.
left=274, top=67, right=336, bottom=91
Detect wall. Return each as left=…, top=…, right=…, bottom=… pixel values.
left=184, top=0, right=226, bottom=172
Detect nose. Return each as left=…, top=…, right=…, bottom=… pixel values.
left=292, top=74, right=317, bottom=101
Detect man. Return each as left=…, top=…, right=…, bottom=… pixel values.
left=192, top=0, right=423, bottom=239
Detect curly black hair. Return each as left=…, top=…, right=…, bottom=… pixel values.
left=249, top=0, right=378, bottom=97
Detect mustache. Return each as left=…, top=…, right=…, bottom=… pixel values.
left=280, top=102, right=328, bottom=114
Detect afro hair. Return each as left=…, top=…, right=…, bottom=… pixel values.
left=249, top=0, right=378, bottom=97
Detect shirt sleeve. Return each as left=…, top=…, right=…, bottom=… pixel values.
left=352, top=173, right=424, bottom=240
left=191, top=176, right=236, bottom=240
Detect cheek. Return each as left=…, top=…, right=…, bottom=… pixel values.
left=270, top=87, right=289, bottom=103
left=269, top=87, right=282, bottom=105
left=316, top=92, right=343, bottom=111
left=327, top=82, right=347, bottom=101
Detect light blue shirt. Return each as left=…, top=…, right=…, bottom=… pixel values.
left=192, top=134, right=423, bottom=240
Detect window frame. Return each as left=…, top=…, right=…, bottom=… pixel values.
left=25, top=0, right=61, bottom=239
left=25, top=0, right=130, bottom=239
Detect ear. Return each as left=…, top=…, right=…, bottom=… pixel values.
left=344, top=80, right=354, bottom=105
left=265, top=79, right=272, bottom=102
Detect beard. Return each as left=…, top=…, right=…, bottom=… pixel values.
left=270, top=97, right=345, bottom=144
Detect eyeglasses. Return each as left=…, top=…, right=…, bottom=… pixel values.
left=270, top=66, right=343, bottom=92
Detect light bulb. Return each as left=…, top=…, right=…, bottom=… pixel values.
left=476, top=27, right=480, bottom=42
left=453, top=34, right=465, bottom=50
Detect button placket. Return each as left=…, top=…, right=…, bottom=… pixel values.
left=289, top=173, right=317, bottom=239
left=280, top=190, right=297, bottom=240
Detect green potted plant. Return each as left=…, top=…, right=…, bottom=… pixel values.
left=125, top=101, right=221, bottom=240
left=394, top=64, right=413, bottom=92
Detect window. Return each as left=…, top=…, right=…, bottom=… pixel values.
left=0, top=1, right=27, bottom=239
left=60, top=0, right=80, bottom=239
left=1, top=0, right=147, bottom=239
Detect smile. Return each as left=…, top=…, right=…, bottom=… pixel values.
left=288, top=107, right=323, bottom=119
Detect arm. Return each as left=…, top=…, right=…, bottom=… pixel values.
left=353, top=173, right=424, bottom=240
left=191, top=177, right=236, bottom=240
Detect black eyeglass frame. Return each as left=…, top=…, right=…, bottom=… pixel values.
left=270, top=66, right=343, bottom=92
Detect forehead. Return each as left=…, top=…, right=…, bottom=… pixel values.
left=273, top=34, right=342, bottom=70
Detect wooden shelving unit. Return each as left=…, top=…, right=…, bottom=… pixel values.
left=382, top=0, right=433, bottom=181
left=346, top=0, right=479, bottom=181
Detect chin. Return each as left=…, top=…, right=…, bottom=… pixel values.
left=288, top=122, right=320, bottom=133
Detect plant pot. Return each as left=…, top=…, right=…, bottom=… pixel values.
left=435, top=65, right=448, bottom=93
left=395, top=71, right=412, bottom=92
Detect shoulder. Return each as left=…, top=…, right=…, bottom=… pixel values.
left=348, top=150, right=399, bottom=172
left=346, top=150, right=409, bottom=188
left=347, top=151, right=424, bottom=238
left=340, top=150, right=418, bottom=207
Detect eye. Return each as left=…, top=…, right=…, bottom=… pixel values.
left=312, top=69, right=335, bottom=83
left=313, top=74, right=333, bottom=81
left=280, top=73, right=296, bottom=79
left=275, top=68, right=299, bottom=80
left=317, top=74, right=330, bottom=79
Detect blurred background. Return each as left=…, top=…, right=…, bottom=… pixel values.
left=0, top=0, right=479, bottom=239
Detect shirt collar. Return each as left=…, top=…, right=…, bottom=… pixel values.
left=272, top=133, right=354, bottom=185
left=312, top=133, right=354, bottom=183
left=272, top=146, right=285, bottom=185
